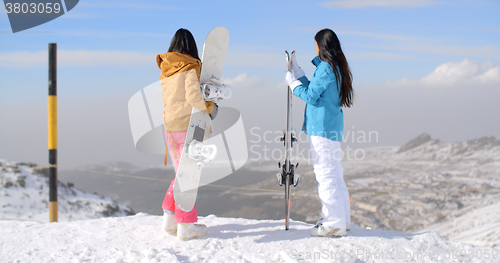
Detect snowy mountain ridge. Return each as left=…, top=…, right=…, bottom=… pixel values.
left=0, top=159, right=134, bottom=222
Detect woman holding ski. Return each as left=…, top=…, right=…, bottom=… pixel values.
left=285, top=28, right=354, bottom=237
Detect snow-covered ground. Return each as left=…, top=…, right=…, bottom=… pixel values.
left=2, top=214, right=500, bottom=263
left=0, top=159, right=134, bottom=222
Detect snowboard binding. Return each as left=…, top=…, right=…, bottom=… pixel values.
left=201, top=83, right=233, bottom=103
left=187, top=139, right=217, bottom=167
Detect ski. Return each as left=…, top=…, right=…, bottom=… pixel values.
left=277, top=50, right=299, bottom=230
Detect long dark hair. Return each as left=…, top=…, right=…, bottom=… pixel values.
left=168, top=28, right=200, bottom=61
left=315, top=29, right=353, bottom=108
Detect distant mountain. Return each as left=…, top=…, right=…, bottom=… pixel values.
left=0, top=159, right=134, bottom=222
left=397, top=133, right=433, bottom=153
left=343, top=133, right=500, bottom=230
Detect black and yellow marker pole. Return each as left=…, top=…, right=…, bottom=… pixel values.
left=48, top=43, right=58, bottom=223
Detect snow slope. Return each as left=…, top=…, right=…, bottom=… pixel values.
left=1, top=214, right=499, bottom=263
left=0, top=159, right=134, bottom=222
left=421, top=200, right=500, bottom=248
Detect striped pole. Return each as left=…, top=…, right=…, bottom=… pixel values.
left=48, top=43, right=58, bottom=223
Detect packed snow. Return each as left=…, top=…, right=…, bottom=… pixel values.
left=2, top=214, right=500, bottom=263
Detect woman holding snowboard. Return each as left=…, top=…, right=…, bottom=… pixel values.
left=156, top=28, right=215, bottom=241
left=285, top=28, right=353, bottom=237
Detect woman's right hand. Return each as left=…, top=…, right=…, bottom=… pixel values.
left=290, top=52, right=305, bottom=78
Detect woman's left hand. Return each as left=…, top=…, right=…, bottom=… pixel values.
left=290, top=54, right=305, bottom=78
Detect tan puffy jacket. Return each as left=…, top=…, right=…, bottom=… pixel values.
left=157, top=52, right=207, bottom=131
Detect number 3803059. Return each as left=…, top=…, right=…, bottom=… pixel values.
left=5, top=2, right=61, bottom=14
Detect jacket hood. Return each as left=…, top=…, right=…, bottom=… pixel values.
left=156, top=52, right=201, bottom=79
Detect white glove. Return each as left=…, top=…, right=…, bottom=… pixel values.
left=290, top=53, right=305, bottom=79
left=285, top=71, right=301, bottom=92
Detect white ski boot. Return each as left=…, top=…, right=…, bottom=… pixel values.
left=311, top=223, right=346, bottom=237
left=314, top=218, right=323, bottom=227
left=161, top=210, right=177, bottom=236
left=177, top=223, right=208, bottom=241
left=315, top=218, right=350, bottom=231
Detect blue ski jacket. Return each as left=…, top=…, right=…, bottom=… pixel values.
left=293, top=56, right=343, bottom=142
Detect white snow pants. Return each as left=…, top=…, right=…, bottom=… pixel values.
left=310, top=136, right=350, bottom=229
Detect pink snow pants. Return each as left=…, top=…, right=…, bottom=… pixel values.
left=162, top=130, right=198, bottom=223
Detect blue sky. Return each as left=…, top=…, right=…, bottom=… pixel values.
left=2, top=0, right=499, bottom=90
left=1, top=0, right=499, bottom=166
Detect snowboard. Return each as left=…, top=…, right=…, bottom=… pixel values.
left=277, top=50, right=300, bottom=230
left=173, top=27, right=230, bottom=212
